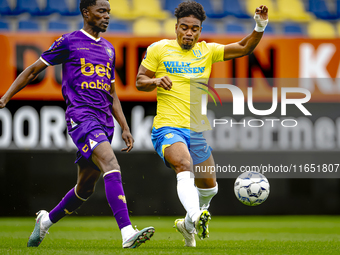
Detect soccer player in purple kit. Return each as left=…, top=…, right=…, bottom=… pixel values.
left=0, top=0, right=154, bottom=249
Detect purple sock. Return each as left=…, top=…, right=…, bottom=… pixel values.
left=49, top=187, right=85, bottom=223
left=104, top=171, right=131, bottom=230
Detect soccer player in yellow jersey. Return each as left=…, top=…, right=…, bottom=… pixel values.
left=136, top=1, right=269, bottom=247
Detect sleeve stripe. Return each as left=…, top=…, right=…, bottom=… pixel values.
left=39, top=57, right=51, bottom=66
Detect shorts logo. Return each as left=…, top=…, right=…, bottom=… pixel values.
left=89, top=139, right=98, bottom=150
left=192, top=49, right=202, bottom=58
left=82, top=144, right=89, bottom=152
left=95, top=133, right=105, bottom=138
left=118, top=195, right=126, bottom=203
left=165, top=133, right=174, bottom=139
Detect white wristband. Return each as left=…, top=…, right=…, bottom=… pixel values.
left=254, top=13, right=268, bottom=32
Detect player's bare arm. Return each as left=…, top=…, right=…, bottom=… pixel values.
left=110, top=82, right=134, bottom=152
left=223, top=5, right=268, bottom=61
left=0, top=59, right=47, bottom=109
left=136, top=65, right=172, bottom=91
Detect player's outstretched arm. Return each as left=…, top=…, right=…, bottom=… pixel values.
left=0, top=59, right=47, bottom=109
left=110, top=83, right=134, bottom=152
left=223, top=5, right=268, bottom=61
left=136, top=65, right=172, bottom=92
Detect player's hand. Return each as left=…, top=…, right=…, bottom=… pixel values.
left=255, top=5, right=268, bottom=20
left=155, top=76, right=172, bottom=91
left=121, top=129, right=134, bottom=152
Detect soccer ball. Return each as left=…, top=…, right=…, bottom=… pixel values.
left=234, top=171, right=270, bottom=206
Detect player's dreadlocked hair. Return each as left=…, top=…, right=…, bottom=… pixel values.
left=80, top=0, right=108, bottom=16
left=174, top=1, right=206, bottom=24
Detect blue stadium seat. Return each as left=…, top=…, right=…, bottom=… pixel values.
left=18, top=20, right=40, bottom=31
left=201, top=21, right=217, bottom=34
left=14, top=0, right=43, bottom=16
left=108, top=20, right=130, bottom=33
left=264, top=23, right=275, bottom=34
left=0, top=0, right=12, bottom=15
left=196, top=0, right=226, bottom=19
left=225, top=23, right=246, bottom=34
left=48, top=21, right=70, bottom=31
left=223, top=0, right=250, bottom=19
left=164, top=0, right=182, bottom=13
left=68, top=0, right=81, bottom=16
left=283, top=23, right=304, bottom=35
left=44, top=0, right=71, bottom=16
left=308, top=0, right=340, bottom=20
left=0, top=19, right=9, bottom=30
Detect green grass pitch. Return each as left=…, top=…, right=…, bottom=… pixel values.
left=1, top=216, right=340, bottom=254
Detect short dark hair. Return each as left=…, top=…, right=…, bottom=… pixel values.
left=174, top=1, right=206, bottom=24
left=80, top=0, right=108, bottom=16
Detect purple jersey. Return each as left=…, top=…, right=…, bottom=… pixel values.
left=40, top=29, right=116, bottom=131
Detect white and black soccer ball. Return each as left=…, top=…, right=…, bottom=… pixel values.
left=234, top=171, right=270, bottom=206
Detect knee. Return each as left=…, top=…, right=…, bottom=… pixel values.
left=173, top=158, right=191, bottom=173
left=196, top=179, right=217, bottom=189
left=76, top=183, right=96, bottom=199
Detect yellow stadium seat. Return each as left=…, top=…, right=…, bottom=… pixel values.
left=246, top=0, right=284, bottom=22
left=163, top=18, right=177, bottom=38
left=109, top=0, right=137, bottom=20
left=131, top=0, right=170, bottom=19
left=307, top=20, right=336, bottom=38
left=133, top=18, right=162, bottom=36
left=337, top=22, right=340, bottom=37
left=277, top=0, right=313, bottom=22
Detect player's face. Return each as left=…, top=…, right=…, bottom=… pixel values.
left=176, top=15, right=202, bottom=50
left=86, top=0, right=111, bottom=32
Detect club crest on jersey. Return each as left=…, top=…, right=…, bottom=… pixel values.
left=105, top=47, right=114, bottom=58
left=192, top=49, right=202, bottom=58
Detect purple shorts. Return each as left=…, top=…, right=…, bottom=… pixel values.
left=68, top=119, right=114, bottom=168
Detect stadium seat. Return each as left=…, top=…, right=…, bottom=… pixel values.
left=264, top=23, right=275, bottom=34
left=307, top=20, right=336, bottom=38
left=163, top=18, right=177, bottom=37
left=283, top=23, right=304, bottom=35
left=223, top=0, right=250, bottom=19
left=108, top=20, right=131, bottom=33
left=0, top=19, right=9, bottom=30
left=131, top=0, right=170, bottom=19
left=196, top=0, right=226, bottom=19
left=48, top=21, right=70, bottom=31
left=164, top=0, right=182, bottom=13
left=277, top=0, right=313, bottom=22
left=44, top=0, right=80, bottom=16
left=18, top=20, right=40, bottom=31
left=0, top=0, right=12, bottom=15
left=225, top=22, right=246, bottom=34
left=338, top=21, right=340, bottom=37
left=133, top=18, right=161, bottom=36
left=308, top=0, right=340, bottom=20
left=109, top=0, right=136, bottom=20
left=201, top=21, right=218, bottom=34
left=13, top=0, right=43, bottom=16
left=246, top=0, right=284, bottom=21
left=68, top=0, right=81, bottom=16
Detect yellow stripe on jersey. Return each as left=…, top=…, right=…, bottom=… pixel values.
left=141, top=39, right=224, bottom=132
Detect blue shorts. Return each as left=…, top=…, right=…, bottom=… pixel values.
left=151, top=126, right=212, bottom=168
left=68, top=119, right=114, bottom=170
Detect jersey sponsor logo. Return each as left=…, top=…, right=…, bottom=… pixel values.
left=192, top=49, right=202, bottom=58
left=105, top=47, right=114, bottom=58
left=163, top=61, right=205, bottom=74
left=165, top=133, right=174, bottom=139
left=80, top=58, right=112, bottom=92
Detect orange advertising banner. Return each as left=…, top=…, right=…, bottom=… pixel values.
left=0, top=33, right=339, bottom=102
